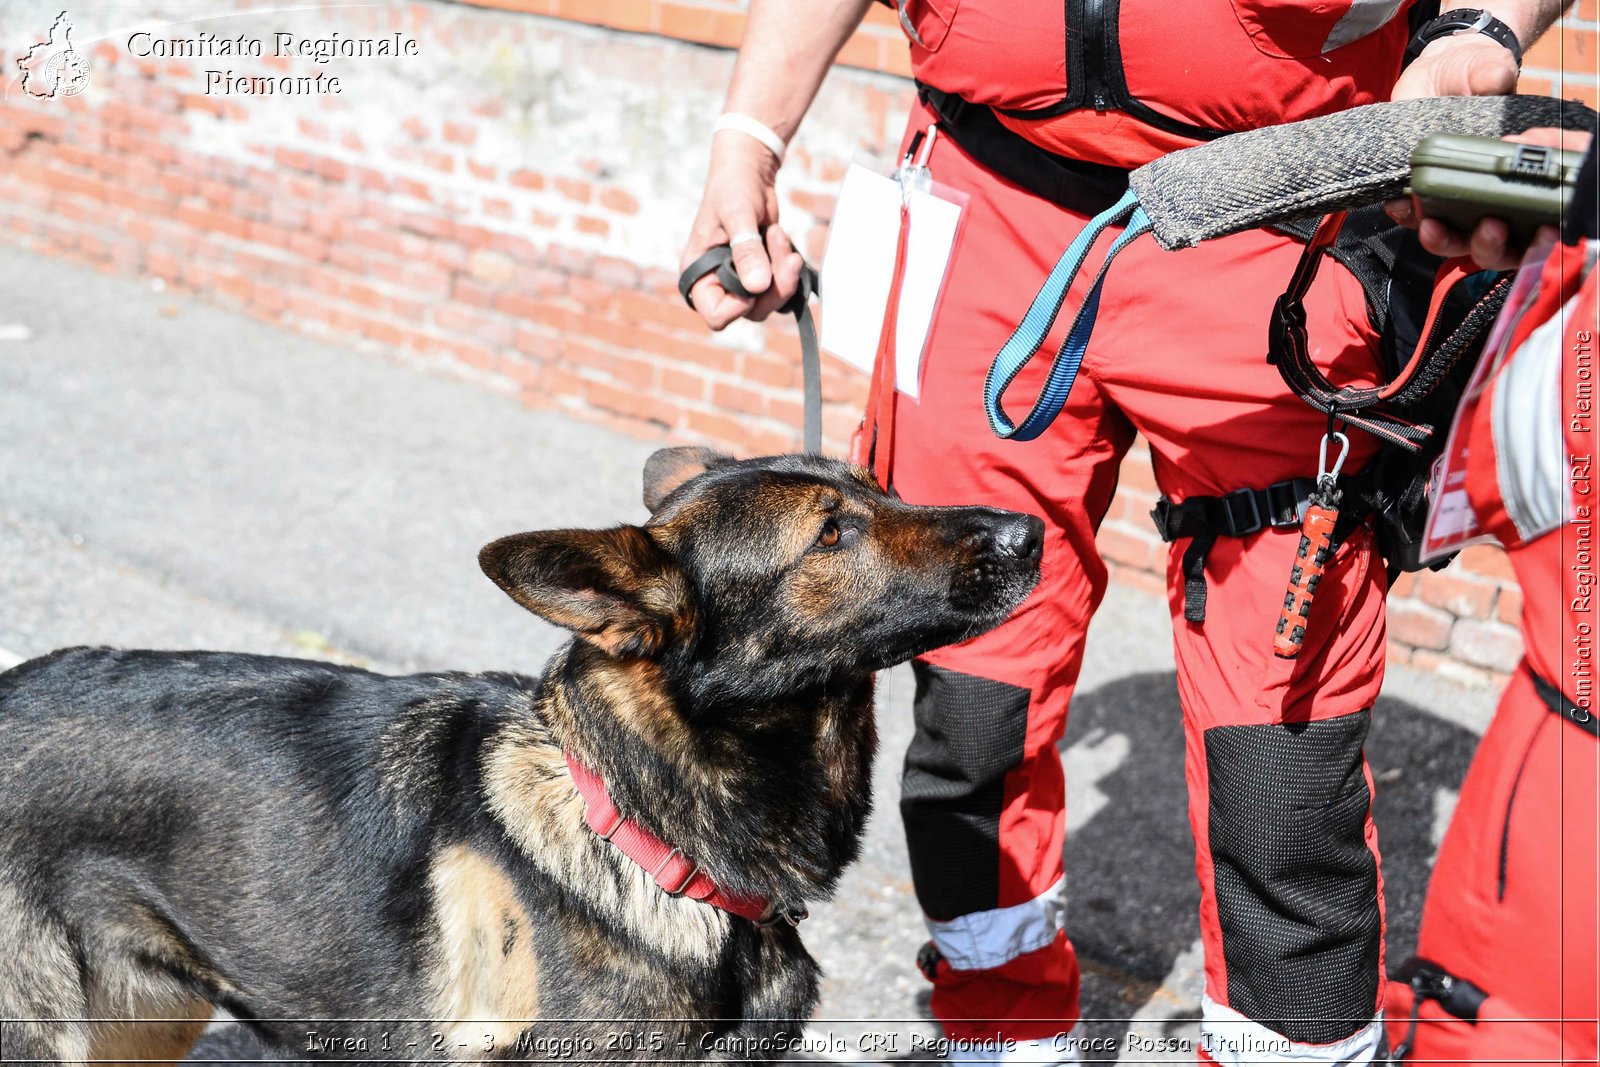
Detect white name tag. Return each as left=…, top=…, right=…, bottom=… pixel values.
left=818, top=164, right=965, bottom=400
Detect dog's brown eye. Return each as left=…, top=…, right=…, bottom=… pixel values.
left=816, top=519, right=842, bottom=549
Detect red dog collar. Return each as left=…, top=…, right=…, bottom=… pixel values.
left=564, top=751, right=780, bottom=924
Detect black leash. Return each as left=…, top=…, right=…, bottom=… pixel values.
left=678, top=246, right=822, bottom=454
left=1267, top=210, right=1513, bottom=452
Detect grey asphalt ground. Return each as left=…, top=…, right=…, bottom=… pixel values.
left=0, top=246, right=1497, bottom=1064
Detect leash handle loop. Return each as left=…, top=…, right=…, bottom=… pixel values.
left=678, top=245, right=823, bottom=453
left=984, top=189, right=1150, bottom=441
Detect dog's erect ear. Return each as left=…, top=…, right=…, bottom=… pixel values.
left=642, top=447, right=730, bottom=512
left=478, top=526, right=690, bottom=658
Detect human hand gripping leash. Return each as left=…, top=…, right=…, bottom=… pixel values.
left=677, top=248, right=821, bottom=453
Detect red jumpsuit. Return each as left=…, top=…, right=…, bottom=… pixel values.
left=876, top=1, right=1421, bottom=1060
left=1383, top=239, right=1600, bottom=1065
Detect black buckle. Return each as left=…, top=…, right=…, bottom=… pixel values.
left=1150, top=498, right=1179, bottom=542
left=1264, top=479, right=1312, bottom=528
left=1220, top=488, right=1263, bottom=537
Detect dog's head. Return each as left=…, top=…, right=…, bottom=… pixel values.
left=479, top=449, right=1042, bottom=704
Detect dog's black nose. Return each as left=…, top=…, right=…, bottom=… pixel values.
left=996, top=513, right=1044, bottom=562
left=963, top=509, right=1044, bottom=562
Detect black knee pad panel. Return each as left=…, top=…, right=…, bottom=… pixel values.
left=901, top=662, right=1031, bottom=921
left=1204, top=710, right=1380, bottom=1044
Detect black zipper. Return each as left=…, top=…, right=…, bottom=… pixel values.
left=1495, top=717, right=1546, bottom=902
left=1004, top=0, right=1230, bottom=142
left=1082, top=0, right=1111, bottom=112
left=1064, top=0, right=1088, bottom=112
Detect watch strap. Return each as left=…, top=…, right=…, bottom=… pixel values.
left=1405, top=8, right=1523, bottom=67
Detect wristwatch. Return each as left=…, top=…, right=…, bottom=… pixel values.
left=1404, top=8, right=1524, bottom=68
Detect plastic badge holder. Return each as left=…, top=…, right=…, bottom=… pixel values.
left=1408, top=133, right=1582, bottom=245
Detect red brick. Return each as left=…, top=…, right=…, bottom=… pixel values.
left=1416, top=570, right=1497, bottom=619
left=592, top=255, right=641, bottom=289
left=617, top=290, right=700, bottom=331
left=509, top=169, right=546, bottom=191
left=654, top=2, right=745, bottom=47
left=1497, top=584, right=1524, bottom=626
left=1123, top=561, right=1173, bottom=598
left=584, top=378, right=675, bottom=427
left=574, top=215, right=610, bottom=238
left=554, top=176, right=592, bottom=204
left=1096, top=523, right=1159, bottom=571
left=468, top=249, right=516, bottom=285
left=742, top=353, right=796, bottom=390
left=514, top=326, right=560, bottom=362
left=1524, top=26, right=1595, bottom=75
left=684, top=408, right=756, bottom=449
left=1456, top=544, right=1515, bottom=581
left=598, top=186, right=640, bottom=215
left=661, top=367, right=706, bottom=401
left=1389, top=600, right=1454, bottom=651
left=712, top=380, right=766, bottom=416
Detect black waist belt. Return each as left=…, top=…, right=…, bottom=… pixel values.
left=1150, top=474, right=1377, bottom=625
left=1152, top=478, right=1316, bottom=625
left=1151, top=479, right=1316, bottom=542
left=916, top=82, right=1130, bottom=218
left=1528, top=664, right=1599, bottom=739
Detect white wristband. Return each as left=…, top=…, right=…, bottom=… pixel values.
left=713, top=112, right=787, bottom=164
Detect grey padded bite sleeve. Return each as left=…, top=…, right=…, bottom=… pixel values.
left=1128, top=96, right=1596, bottom=250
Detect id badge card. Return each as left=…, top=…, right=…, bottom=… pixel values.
left=818, top=161, right=967, bottom=399
left=1419, top=241, right=1555, bottom=563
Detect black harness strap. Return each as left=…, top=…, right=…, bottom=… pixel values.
left=1152, top=479, right=1317, bottom=623
left=1529, top=665, right=1600, bottom=739
left=678, top=246, right=822, bottom=453
left=917, top=83, right=1131, bottom=218
left=1268, top=211, right=1514, bottom=453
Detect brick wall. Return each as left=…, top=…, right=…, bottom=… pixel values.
left=3, top=0, right=1592, bottom=686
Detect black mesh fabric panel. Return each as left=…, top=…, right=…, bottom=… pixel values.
left=1204, top=710, right=1381, bottom=1044
left=900, top=662, right=1032, bottom=922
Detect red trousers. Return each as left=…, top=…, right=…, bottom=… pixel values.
left=1383, top=666, right=1599, bottom=1065
left=883, top=103, right=1392, bottom=1060
left=1382, top=246, right=1600, bottom=1066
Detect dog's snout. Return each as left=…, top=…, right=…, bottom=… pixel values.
left=996, top=513, right=1044, bottom=562
left=961, top=509, right=1044, bottom=562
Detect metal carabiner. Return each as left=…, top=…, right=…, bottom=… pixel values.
left=1318, top=430, right=1350, bottom=483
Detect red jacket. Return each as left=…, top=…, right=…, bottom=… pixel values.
left=899, top=0, right=1417, bottom=167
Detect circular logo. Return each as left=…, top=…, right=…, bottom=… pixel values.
left=43, top=49, right=90, bottom=97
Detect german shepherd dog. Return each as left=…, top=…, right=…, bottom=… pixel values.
left=0, top=449, right=1042, bottom=1065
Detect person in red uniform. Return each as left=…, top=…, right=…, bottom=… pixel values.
left=1381, top=130, right=1599, bottom=1066
left=681, top=3, right=1568, bottom=1062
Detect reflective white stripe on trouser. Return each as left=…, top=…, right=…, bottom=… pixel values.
left=925, top=878, right=1065, bottom=971
left=1201, top=995, right=1384, bottom=1067
left=1493, top=287, right=1576, bottom=543
left=1322, top=0, right=1404, bottom=52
